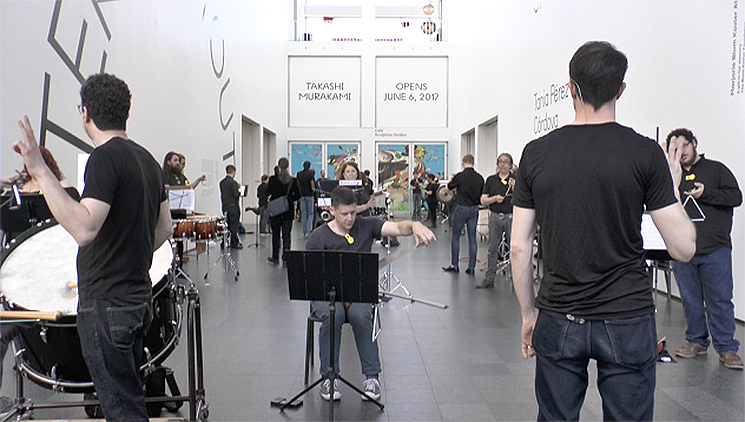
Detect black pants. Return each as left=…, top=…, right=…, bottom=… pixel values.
left=426, top=200, right=438, bottom=226
left=270, top=216, right=293, bottom=262
left=223, top=205, right=241, bottom=246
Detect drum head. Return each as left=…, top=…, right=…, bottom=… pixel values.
left=1, top=220, right=174, bottom=315
left=437, top=186, right=454, bottom=203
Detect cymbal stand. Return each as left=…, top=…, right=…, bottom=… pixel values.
left=203, top=218, right=239, bottom=282
left=172, top=240, right=197, bottom=286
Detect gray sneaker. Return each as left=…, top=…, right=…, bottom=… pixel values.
left=362, top=377, right=381, bottom=401
left=675, top=342, right=707, bottom=358
left=320, top=378, right=340, bottom=401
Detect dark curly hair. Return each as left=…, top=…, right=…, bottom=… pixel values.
left=80, top=73, right=131, bottom=131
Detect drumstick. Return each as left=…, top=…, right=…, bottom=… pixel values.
left=0, top=310, right=62, bottom=321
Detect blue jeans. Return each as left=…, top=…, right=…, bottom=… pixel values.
left=77, top=296, right=153, bottom=421
left=311, top=301, right=381, bottom=377
left=411, top=193, right=422, bottom=219
left=672, top=247, right=740, bottom=355
left=259, top=206, right=269, bottom=233
left=300, top=196, right=315, bottom=236
left=533, top=311, right=657, bottom=422
left=485, top=213, right=512, bottom=283
left=450, top=205, right=479, bottom=269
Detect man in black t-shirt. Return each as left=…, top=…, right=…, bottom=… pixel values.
left=14, top=74, right=172, bottom=421
left=511, top=42, right=695, bottom=421
left=410, top=174, right=423, bottom=220
left=297, top=161, right=316, bottom=238
left=477, top=153, right=516, bottom=289
left=306, top=187, right=435, bottom=402
left=666, top=128, right=743, bottom=370
left=220, top=165, right=243, bottom=249
left=256, top=174, right=270, bottom=234
left=423, top=173, right=439, bottom=228
left=442, top=154, right=484, bottom=275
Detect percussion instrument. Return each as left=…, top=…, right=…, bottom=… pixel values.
left=187, top=215, right=225, bottom=242
left=0, top=220, right=181, bottom=393
left=173, top=218, right=195, bottom=240
left=436, top=186, right=454, bottom=203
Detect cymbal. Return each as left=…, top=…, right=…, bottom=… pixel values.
left=437, top=186, right=454, bottom=203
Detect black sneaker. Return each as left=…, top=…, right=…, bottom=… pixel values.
left=442, top=266, right=459, bottom=273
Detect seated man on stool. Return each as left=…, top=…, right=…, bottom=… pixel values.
left=306, top=187, right=435, bottom=401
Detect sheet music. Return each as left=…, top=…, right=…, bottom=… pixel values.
left=641, top=213, right=666, bottom=250
left=169, top=189, right=195, bottom=211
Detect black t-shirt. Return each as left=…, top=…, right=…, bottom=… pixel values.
left=297, top=169, right=315, bottom=197
left=448, top=167, right=484, bottom=207
left=512, top=123, right=677, bottom=319
left=257, top=183, right=269, bottom=207
left=483, top=173, right=515, bottom=214
left=78, top=137, right=166, bottom=300
left=220, top=176, right=240, bottom=208
left=424, top=181, right=438, bottom=204
left=410, top=177, right=423, bottom=194
left=305, top=217, right=385, bottom=253
left=679, top=155, right=742, bottom=254
left=164, top=169, right=184, bottom=186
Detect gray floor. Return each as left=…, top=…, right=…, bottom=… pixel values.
left=2, top=219, right=744, bottom=421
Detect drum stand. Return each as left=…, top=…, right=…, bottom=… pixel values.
left=2, top=284, right=209, bottom=422
left=203, top=229, right=239, bottom=282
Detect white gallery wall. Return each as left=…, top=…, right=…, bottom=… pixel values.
left=1, top=0, right=743, bottom=319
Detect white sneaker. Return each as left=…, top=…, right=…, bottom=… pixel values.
left=362, top=377, right=381, bottom=401
left=320, top=378, right=341, bottom=401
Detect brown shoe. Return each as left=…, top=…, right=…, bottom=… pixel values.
left=675, top=342, right=707, bottom=358
left=719, top=353, right=744, bottom=369
left=475, top=280, right=494, bottom=289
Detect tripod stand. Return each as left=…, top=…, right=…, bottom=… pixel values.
left=280, top=251, right=384, bottom=421
left=203, top=216, right=239, bottom=282
left=245, top=207, right=264, bottom=248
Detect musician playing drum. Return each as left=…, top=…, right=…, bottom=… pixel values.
left=13, top=73, right=172, bottom=421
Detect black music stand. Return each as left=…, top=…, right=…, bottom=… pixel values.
left=279, top=250, right=384, bottom=420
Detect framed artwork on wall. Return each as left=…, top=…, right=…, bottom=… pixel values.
left=289, top=142, right=360, bottom=181
left=377, top=143, right=410, bottom=212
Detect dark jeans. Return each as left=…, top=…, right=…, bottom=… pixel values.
left=672, top=247, right=739, bottom=354
left=77, top=296, right=153, bottom=421
left=426, top=200, right=438, bottom=226
left=270, top=217, right=293, bottom=262
left=533, top=311, right=657, bottom=422
left=311, top=302, right=380, bottom=376
left=450, top=204, right=479, bottom=269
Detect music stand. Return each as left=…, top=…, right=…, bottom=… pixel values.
left=279, top=250, right=384, bottom=420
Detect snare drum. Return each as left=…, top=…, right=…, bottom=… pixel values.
left=195, top=216, right=216, bottom=241
left=173, top=218, right=195, bottom=240
left=0, top=220, right=181, bottom=393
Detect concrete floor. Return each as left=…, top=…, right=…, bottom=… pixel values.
left=2, top=219, right=744, bottom=421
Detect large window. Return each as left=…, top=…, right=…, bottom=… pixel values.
left=293, top=1, right=443, bottom=42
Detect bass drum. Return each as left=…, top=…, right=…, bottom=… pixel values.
left=0, top=220, right=181, bottom=393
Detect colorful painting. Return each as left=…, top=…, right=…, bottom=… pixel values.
left=327, top=143, right=359, bottom=179
left=412, top=144, right=445, bottom=179
left=377, top=144, right=410, bottom=212
left=290, top=143, right=323, bottom=175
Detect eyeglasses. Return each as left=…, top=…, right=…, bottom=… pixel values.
left=77, top=104, right=84, bottom=114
